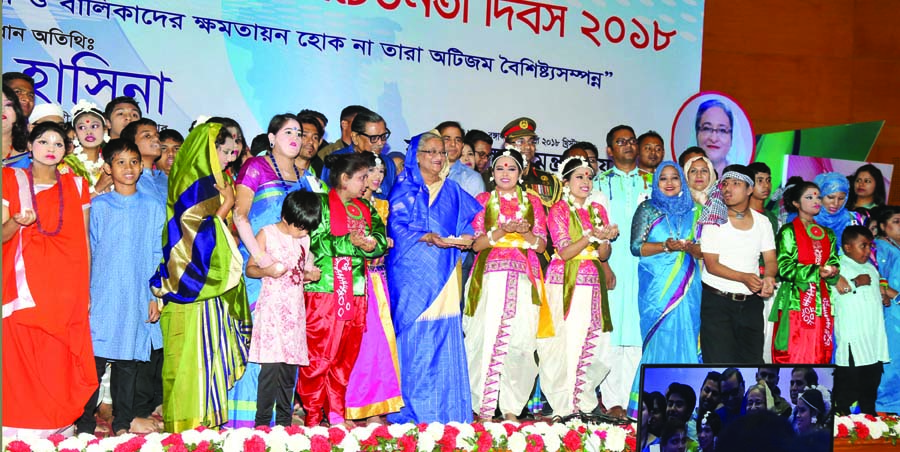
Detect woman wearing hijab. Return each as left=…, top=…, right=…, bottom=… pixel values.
left=386, top=130, right=481, bottom=424
left=683, top=154, right=727, bottom=229
left=813, top=172, right=865, bottom=251
left=627, top=161, right=702, bottom=417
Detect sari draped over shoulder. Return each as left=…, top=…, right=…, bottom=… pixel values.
left=386, top=132, right=482, bottom=424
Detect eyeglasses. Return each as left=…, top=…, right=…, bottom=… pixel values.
left=419, top=149, right=448, bottom=156
left=512, top=137, right=538, bottom=147
left=614, top=138, right=637, bottom=146
left=357, top=129, right=391, bottom=144
left=698, top=125, right=732, bottom=136
left=12, top=88, right=35, bottom=100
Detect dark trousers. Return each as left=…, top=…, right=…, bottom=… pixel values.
left=256, top=362, right=299, bottom=426
left=700, top=287, right=764, bottom=364
left=75, top=357, right=138, bottom=433
left=133, top=347, right=163, bottom=417
left=834, top=347, right=883, bottom=416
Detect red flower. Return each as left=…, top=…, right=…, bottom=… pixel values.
left=360, top=436, right=379, bottom=448
left=244, top=435, right=267, bottom=452
left=47, top=434, right=66, bottom=446
left=525, top=434, right=545, bottom=452
left=398, top=434, right=418, bottom=452
left=329, top=427, right=347, bottom=444
left=563, top=430, right=583, bottom=451
left=503, top=423, right=518, bottom=436
left=162, top=434, right=185, bottom=447
left=168, top=444, right=189, bottom=452
left=373, top=425, right=392, bottom=439
left=196, top=426, right=208, bottom=432
left=254, top=425, right=272, bottom=433
left=417, top=423, right=428, bottom=432
left=194, top=441, right=211, bottom=452
left=437, top=425, right=461, bottom=451
left=115, top=436, right=147, bottom=452
left=310, top=435, right=331, bottom=452
left=865, top=414, right=877, bottom=422
left=854, top=421, right=871, bottom=439
left=625, top=435, right=637, bottom=451
left=60, top=449, right=81, bottom=452
left=285, top=425, right=303, bottom=435
left=87, top=438, right=101, bottom=446
left=836, top=424, right=850, bottom=438
left=472, top=423, right=486, bottom=433
left=577, top=426, right=586, bottom=434
left=6, top=440, right=30, bottom=452
left=477, top=431, right=494, bottom=450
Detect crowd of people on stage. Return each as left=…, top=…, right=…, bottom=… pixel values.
left=640, top=367, right=833, bottom=452
left=3, top=70, right=900, bottom=444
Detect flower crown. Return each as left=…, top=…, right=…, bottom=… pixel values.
left=701, top=411, right=711, bottom=426
left=373, top=155, right=384, bottom=169
left=801, top=385, right=832, bottom=417
left=70, top=99, right=104, bottom=122
left=557, top=156, right=592, bottom=180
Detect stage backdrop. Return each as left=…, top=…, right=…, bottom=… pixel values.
left=2, top=0, right=704, bottom=172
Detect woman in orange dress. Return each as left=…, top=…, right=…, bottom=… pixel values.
left=2, top=122, right=96, bottom=437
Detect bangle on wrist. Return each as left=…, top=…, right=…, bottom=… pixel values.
left=662, top=242, right=670, bottom=253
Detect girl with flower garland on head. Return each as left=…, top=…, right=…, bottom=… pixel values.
left=794, top=386, right=832, bottom=436
left=537, top=156, right=618, bottom=416
left=63, top=99, right=112, bottom=196
left=625, top=162, right=703, bottom=419
left=464, top=147, right=553, bottom=421
left=2, top=122, right=96, bottom=438
left=770, top=178, right=840, bottom=364
left=345, top=151, right=404, bottom=424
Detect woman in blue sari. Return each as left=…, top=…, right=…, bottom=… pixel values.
left=626, top=162, right=702, bottom=417
left=876, top=206, right=900, bottom=413
left=386, top=130, right=482, bottom=424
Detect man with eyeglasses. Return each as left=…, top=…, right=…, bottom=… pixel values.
left=3, top=72, right=36, bottom=118
left=438, top=121, right=484, bottom=197
left=636, top=130, right=665, bottom=185
left=322, top=109, right=396, bottom=199
left=492, top=117, right=561, bottom=209
left=464, top=129, right=493, bottom=174
left=591, top=124, right=650, bottom=418
left=715, top=368, right=745, bottom=429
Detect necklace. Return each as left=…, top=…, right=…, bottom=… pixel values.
left=729, top=207, right=750, bottom=219
left=268, top=154, right=301, bottom=185
left=27, top=168, right=64, bottom=236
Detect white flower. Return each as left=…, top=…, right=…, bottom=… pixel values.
left=602, top=425, right=627, bottom=452
left=448, top=422, right=475, bottom=448
left=28, top=438, right=55, bottom=452
left=58, top=436, right=88, bottom=450
left=388, top=423, right=416, bottom=438
left=507, top=431, right=527, bottom=452
left=181, top=428, right=202, bottom=445
left=340, top=434, right=361, bottom=452
left=543, top=431, right=561, bottom=452
left=425, top=422, right=445, bottom=441
left=267, top=429, right=288, bottom=452
left=85, top=443, right=105, bottom=452
left=417, top=431, right=436, bottom=452
left=350, top=423, right=376, bottom=441
left=484, top=422, right=507, bottom=440
left=140, top=439, right=165, bottom=452
left=198, top=427, right=221, bottom=443
left=285, top=433, right=311, bottom=452
left=306, top=425, right=330, bottom=438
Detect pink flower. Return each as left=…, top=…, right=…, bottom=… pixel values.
left=285, top=425, right=303, bottom=435
left=310, top=435, right=331, bottom=452
left=626, top=435, right=637, bottom=451
left=254, top=425, right=272, bottom=433
left=563, top=430, right=583, bottom=451
left=437, top=425, right=461, bottom=451
left=196, top=426, right=208, bottom=432
left=472, top=423, right=486, bottom=433
left=854, top=421, right=871, bottom=440
left=477, top=431, right=494, bottom=450
left=596, top=430, right=608, bottom=440
left=836, top=424, right=850, bottom=438
left=162, top=434, right=185, bottom=447
left=398, top=434, right=418, bottom=452
left=87, top=438, right=100, bottom=446
left=525, top=433, right=544, bottom=452
left=168, top=444, right=189, bottom=452
left=503, top=423, right=518, bottom=436
left=328, top=427, right=346, bottom=444
left=114, top=436, right=146, bottom=452
left=60, top=449, right=81, bottom=452
left=244, top=435, right=267, bottom=452
left=577, top=426, right=586, bottom=434
left=417, top=423, right=428, bottom=432
left=373, top=425, right=392, bottom=439
left=194, top=441, right=211, bottom=452
left=47, top=434, right=66, bottom=446
left=6, top=440, right=30, bottom=452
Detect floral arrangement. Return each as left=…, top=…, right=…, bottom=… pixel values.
left=2, top=421, right=636, bottom=452
left=834, top=414, right=900, bottom=445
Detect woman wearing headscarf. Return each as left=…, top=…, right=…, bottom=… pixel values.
left=386, top=130, right=481, bottom=424
left=150, top=122, right=250, bottom=431
left=813, top=172, right=865, bottom=251
left=683, top=154, right=727, bottom=228
left=626, top=161, right=702, bottom=417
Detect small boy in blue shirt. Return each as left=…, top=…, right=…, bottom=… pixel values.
left=74, top=138, right=166, bottom=435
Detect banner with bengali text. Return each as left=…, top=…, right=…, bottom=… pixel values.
left=2, top=0, right=704, bottom=172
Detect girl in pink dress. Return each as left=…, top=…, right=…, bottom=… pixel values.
left=246, top=190, right=322, bottom=427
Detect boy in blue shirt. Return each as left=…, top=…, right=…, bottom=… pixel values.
left=74, top=138, right=165, bottom=435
